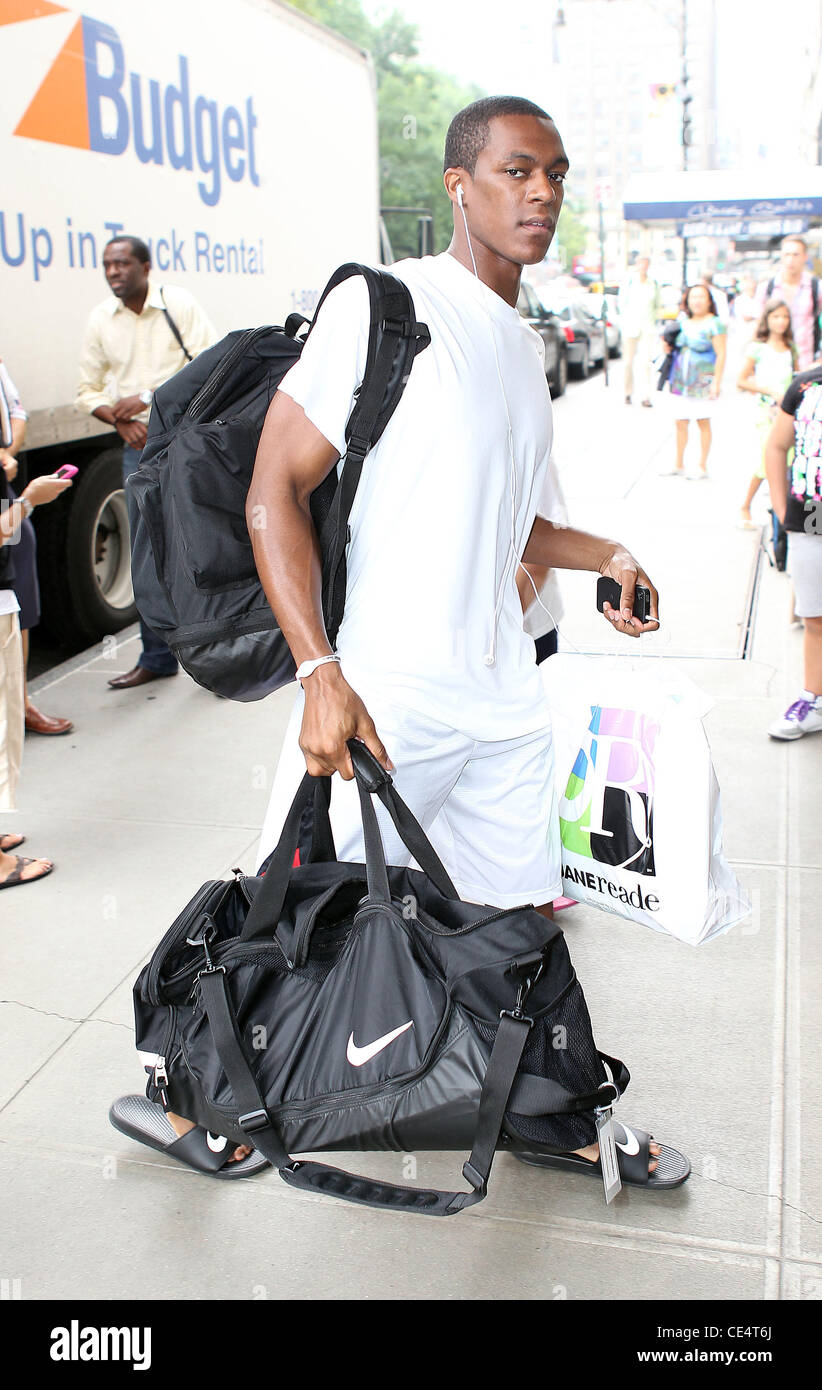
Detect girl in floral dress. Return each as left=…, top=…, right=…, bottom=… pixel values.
left=736, top=299, right=797, bottom=527
left=666, top=284, right=727, bottom=479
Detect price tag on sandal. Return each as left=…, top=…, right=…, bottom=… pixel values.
left=595, top=1105, right=622, bottom=1204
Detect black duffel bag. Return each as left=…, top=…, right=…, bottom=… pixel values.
left=133, top=743, right=629, bottom=1217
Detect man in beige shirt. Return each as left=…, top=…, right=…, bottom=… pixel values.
left=76, top=235, right=217, bottom=688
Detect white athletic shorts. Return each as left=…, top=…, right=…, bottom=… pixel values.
left=257, top=687, right=563, bottom=909
left=788, top=532, right=822, bottom=617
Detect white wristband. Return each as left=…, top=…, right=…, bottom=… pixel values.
left=295, top=654, right=341, bottom=683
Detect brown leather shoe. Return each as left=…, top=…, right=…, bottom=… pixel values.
left=25, top=703, right=74, bottom=735
left=108, top=665, right=177, bottom=690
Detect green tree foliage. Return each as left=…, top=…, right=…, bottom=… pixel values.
left=286, top=0, right=483, bottom=253
left=554, top=194, right=589, bottom=268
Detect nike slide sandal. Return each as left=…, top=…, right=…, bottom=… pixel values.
left=513, top=1119, right=690, bottom=1190
left=109, top=1094, right=270, bottom=1180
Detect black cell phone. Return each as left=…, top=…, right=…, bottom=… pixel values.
left=596, top=575, right=651, bottom=623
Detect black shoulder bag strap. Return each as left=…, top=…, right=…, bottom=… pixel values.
left=308, top=263, right=430, bottom=643
left=813, top=277, right=820, bottom=355
left=197, top=956, right=548, bottom=1216
left=159, top=287, right=194, bottom=363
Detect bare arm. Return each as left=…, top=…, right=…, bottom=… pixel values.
left=1, top=474, right=72, bottom=545
left=522, top=516, right=659, bottom=636
left=736, top=354, right=766, bottom=396
left=710, top=332, right=727, bottom=396
left=764, top=409, right=796, bottom=523
left=246, top=390, right=392, bottom=779
left=0, top=417, right=26, bottom=482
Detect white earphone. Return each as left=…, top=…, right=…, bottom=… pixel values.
left=456, top=183, right=464, bottom=208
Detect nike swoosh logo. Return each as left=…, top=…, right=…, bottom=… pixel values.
left=206, top=1132, right=229, bottom=1153
left=615, top=1124, right=641, bottom=1157
left=346, top=1020, right=413, bottom=1067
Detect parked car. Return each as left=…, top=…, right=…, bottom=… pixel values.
left=535, top=292, right=608, bottom=378
left=586, top=292, right=622, bottom=357
left=517, top=281, right=569, bottom=397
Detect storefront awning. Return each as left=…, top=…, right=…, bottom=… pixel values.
left=622, top=168, right=822, bottom=227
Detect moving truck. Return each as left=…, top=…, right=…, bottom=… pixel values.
left=0, top=0, right=380, bottom=644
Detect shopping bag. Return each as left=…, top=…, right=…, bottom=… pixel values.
left=541, top=655, right=750, bottom=945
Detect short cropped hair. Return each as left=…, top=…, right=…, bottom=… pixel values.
left=444, top=96, right=552, bottom=175
left=781, top=235, right=807, bottom=252
left=104, top=235, right=150, bottom=264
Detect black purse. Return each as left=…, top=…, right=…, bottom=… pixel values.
left=656, top=320, right=682, bottom=390
left=133, top=742, right=629, bottom=1217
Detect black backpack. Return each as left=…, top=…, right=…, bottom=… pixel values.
left=126, top=264, right=430, bottom=701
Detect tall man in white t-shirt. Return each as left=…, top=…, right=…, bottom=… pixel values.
left=129, top=98, right=687, bottom=1187
left=242, top=97, right=686, bottom=1190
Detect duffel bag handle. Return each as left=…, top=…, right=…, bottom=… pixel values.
left=347, top=740, right=460, bottom=903
left=242, top=771, right=329, bottom=941
left=242, top=741, right=460, bottom=941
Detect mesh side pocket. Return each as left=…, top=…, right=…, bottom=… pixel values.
left=477, top=978, right=609, bottom=1152
left=508, top=980, right=607, bottom=1150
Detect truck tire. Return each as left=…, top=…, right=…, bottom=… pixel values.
left=35, top=448, right=137, bottom=646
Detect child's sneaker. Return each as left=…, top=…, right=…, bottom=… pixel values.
left=768, top=693, right=822, bottom=740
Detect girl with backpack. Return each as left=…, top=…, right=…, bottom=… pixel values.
left=737, top=300, right=798, bottom=529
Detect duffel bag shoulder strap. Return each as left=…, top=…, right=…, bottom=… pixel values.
left=197, top=963, right=534, bottom=1216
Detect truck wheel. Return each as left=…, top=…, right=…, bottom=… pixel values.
left=36, top=448, right=137, bottom=646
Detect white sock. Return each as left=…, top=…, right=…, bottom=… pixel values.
left=801, top=689, right=821, bottom=705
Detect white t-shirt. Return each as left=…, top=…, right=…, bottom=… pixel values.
left=279, top=252, right=564, bottom=739
left=523, top=453, right=567, bottom=639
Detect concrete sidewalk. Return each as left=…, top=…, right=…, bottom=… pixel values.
left=1, top=358, right=820, bottom=1302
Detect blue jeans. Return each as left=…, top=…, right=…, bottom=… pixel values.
left=123, top=445, right=178, bottom=675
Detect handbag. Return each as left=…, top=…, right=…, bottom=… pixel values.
left=656, top=320, right=681, bottom=390
left=542, top=656, right=751, bottom=945
left=133, top=741, right=629, bottom=1217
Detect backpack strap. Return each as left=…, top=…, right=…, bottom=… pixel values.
left=310, top=263, right=430, bottom=642
left=159, top=287, right=194, bottom=363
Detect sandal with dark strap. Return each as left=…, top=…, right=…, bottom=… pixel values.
left=513, top=1120, right=690, bottom=1190
left=0, top=855, right=53, bottom=890
left=109, top=1094, right=270, bottom=1180
left=0, top=834, right=25, bottom=852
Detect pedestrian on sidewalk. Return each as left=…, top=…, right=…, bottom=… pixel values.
left=1, top=358, right=73, bottom=736
left=737, top=300, right=798, bottom=529
left=765, top=368, right=822, bottom=740
left=733, top=274, right=759, bottom=340
left=664, top=284, right=727, bottom=480
left=755, top=236, right=820, bottom=371
left=111, top=96, right=689, bottom=1192
left=694, top=268, right=730, bottom=325
left=617, top=257, right=660, bottom=407
left=75, top=235, right=217, bottom=690
left=0, top=465, right=72, bottom=886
